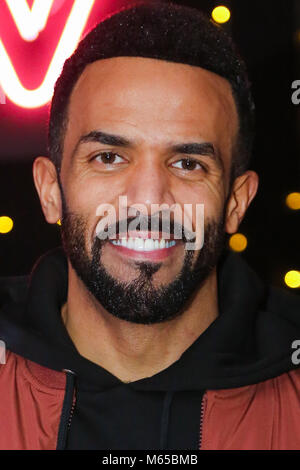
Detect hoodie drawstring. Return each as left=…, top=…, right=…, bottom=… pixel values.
left=159, top=391, right=174, bottom=450
left=56, top=369, right=76, bottom=450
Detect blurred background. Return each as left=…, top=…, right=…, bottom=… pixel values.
left=0, top=0, right=300, bottom=292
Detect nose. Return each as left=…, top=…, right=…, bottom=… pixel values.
left=121, top=155, right=175, bottom=219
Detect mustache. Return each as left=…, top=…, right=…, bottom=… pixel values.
left=96, top=213, right=196, bottom=243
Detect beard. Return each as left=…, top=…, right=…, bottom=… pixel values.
left=60, top=193, right=226, bottom=325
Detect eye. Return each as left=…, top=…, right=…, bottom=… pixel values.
left=171, top=158, right=205, bottom=171
left=93, top=151, right=125, bottom=166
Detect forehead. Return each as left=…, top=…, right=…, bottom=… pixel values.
left=64, top=56, right=238, bottom=164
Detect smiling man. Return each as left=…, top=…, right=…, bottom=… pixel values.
left=1, top=1, right=300, bottom=451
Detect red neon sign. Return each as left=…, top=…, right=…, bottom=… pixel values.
left=0, top=0, right=95, bottom=109
left=5, top=0, right=55, bottom=42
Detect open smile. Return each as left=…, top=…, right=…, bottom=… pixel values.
left=107, top=232, right=180, bottom=261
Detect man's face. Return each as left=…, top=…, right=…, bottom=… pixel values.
left=58, top=56, right=239, bottom=324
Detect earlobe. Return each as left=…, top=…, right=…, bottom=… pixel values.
left=225, top=170, right=259, bottom=234
left=32, top=156, right=62, bottom=224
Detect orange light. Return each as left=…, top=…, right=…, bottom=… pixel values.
left=0, top=0, right=95, bottom=108
left=286, top=192, right=300, bottom=210
left=229, top=233, right=248, bottom=252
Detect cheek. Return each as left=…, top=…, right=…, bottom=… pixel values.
left=66, top=174, right=119, bottom=215
left=63, top=179, right=109, bottom=249
left=175, top=181, right=226, bottom=234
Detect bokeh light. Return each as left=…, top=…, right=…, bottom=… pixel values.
left=286, top=192, right=300, bottom=210
left=229, top=233, right=248, bottom=252
left=285, top=270, right=300, bottom=288
left=0, top=216, right=13, bottom=234
left=211, top=5, right=231, bottom=24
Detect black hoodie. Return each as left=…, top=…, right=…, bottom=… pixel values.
left=0, top=246, right=300, bottom=449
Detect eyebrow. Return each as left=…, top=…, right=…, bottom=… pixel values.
left=72, top=130, right=221, bottom=164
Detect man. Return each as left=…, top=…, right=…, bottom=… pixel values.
left=1, top=1, right=300, bottom=450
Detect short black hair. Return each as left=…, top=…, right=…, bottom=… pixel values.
left=49, top=0, right=255, bottom=179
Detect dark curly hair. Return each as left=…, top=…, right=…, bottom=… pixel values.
left=49, top=0, right=255, bottom=180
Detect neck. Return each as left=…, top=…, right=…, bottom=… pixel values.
left=61, top=263, right=219, bottom=383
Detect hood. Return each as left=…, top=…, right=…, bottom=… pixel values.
left=1, top=245, right=300, bottom=392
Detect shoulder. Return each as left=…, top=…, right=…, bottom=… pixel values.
left=0, top=349, right=66, bottom=391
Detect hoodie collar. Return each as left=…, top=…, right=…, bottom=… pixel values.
left=1, top=245, right=300, bottom=391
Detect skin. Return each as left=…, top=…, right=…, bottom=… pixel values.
left=33, top=57, right=258, bottom=382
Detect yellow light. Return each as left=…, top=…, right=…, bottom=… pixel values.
left=286, top=192, right=300, bottom=210
left=285, top=270, right=300, bottom=288
left=229, top=233, right=247, bottom=252
left=57, top=219, right=61, bottom=226
left=212, top=5, right=231, bottom=24
left=0, top=216, right=14, bottom=234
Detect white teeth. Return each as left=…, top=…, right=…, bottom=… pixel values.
left=144, top=239, right=154, bottom=251
left=127, top=237, right=134, bottom=250
left=159, top=239, right=166, bottom=249
left=110, top=237, right=176, bottom=251
left=134, top=238, right=144, bottom=251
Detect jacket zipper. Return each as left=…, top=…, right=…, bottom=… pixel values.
left=198, top=391, right=207, bottom=450
left=67, top=393, right=76, bottom=430
left=56, top=369, right=76, bottom=450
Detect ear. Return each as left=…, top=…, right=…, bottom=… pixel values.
left=32, top=157, right=62, bottom=224
left=225, top=170, right=259, bottom=234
